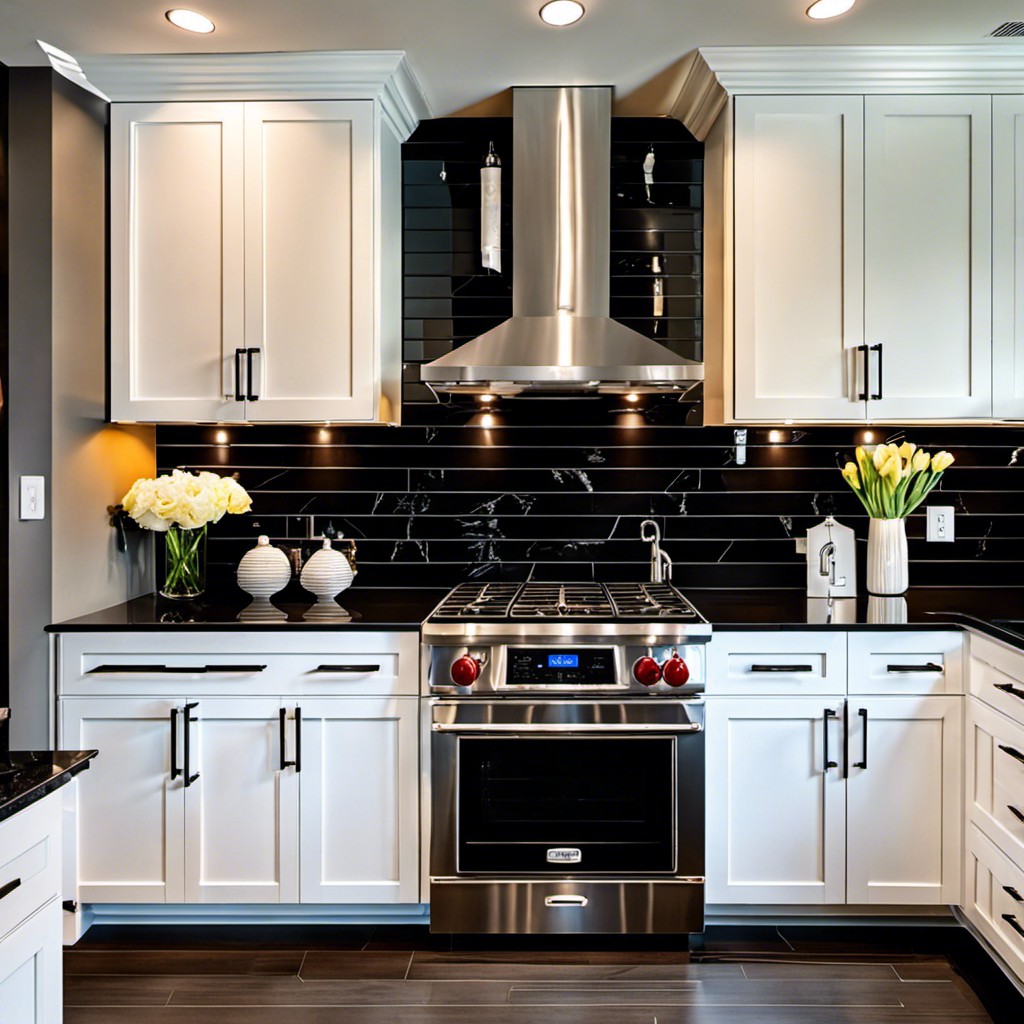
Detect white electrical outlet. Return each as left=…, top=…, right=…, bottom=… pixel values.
left=19, top=476, right=45, bottom=521
left=926, top=505, right=955, bottom=543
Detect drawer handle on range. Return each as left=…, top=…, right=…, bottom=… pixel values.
left=995, top=682, right=1024, bottom=703
left=0, top=877, right=22, bottom=902
left=1009, top=805, right=1024, bottom=825
left=886, top=663, right=942, bottom=673
left=1005, top=886, right=1024, bottom=904
left=1003, top=914, right=1024, bottom=940
left=750, top=664, right=814, bottom=673
left=312, top=665, right=381, bottom=674
left=431, top=723, right=702, bottom=734
left=87, top=664, right=267, bottom=675
left=998, top=744, right=1024, bottom=768
left=544, top=895, right=588, bottom=908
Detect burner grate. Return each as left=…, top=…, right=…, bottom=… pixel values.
left=605, top=583, right=699, bottom=619
left=511, top=583, right=613, bottom=618
left=432, top=583, right=522, bottom=619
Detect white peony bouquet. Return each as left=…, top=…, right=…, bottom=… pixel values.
left=121, top=470, right=252, bottom=532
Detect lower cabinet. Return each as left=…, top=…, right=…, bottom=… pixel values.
left=0, top=900, right=62, bottom=1024
left=706, top=695, right=962, bottom=906
left=61, top=695, right=419, bottom=906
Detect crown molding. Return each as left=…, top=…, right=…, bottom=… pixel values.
left=668, top=51, right=728, bottom=142
left=699, top=44, right=1024, bottom=94
left=81, top=49, right=431, bottom=138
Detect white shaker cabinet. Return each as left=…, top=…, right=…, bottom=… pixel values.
left=993, top=95, right=1024, bottom=419
left=0, top=900, right=62, bottom=1024
left=110, top=99, right=401, bottom=424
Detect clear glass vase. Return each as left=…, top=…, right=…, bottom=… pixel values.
left=161, top=524, right=208, bottom=600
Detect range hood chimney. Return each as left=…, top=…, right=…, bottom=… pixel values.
left=419, top=86, right=704, bottom=397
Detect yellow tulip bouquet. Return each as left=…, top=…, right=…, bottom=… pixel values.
left=840, top=443, right=954, bottom=519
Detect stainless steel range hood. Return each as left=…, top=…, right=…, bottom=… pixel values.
left=419, top=86, right=704, bottom=397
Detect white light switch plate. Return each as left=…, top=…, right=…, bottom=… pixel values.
left=926, top=505, right=954, bottom=543
left=19, top=476, right=45, bottom=520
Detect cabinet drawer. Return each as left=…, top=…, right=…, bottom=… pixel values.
left=965, top=824, right=1024, bottom=987
left=707, top=632, right=846, bottom=695
left=57, top=631, right=419, bottom=697
left=969, top=634, right=1024, bottom=727
left=0, top=796, right=61, bottom=943
left=848, top=631, right=962, bottom=694
left=967, top=697, right=1024, bottom=874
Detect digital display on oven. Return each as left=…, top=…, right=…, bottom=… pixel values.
left=507, top=648, right=616, bottom=686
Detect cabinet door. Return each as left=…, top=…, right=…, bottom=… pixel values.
left=299, top=697, right=419, bottom=904
left=864, top=96, right=992, bottom=420
left=734, top=96, right=866, bottom=421
left=110, top=103, right=246, bottom=423
left=706, top=698, right=846, bottom=904
left=61, top=698, right=185, bottom=903
left=846, top=696, right=962, bottom=904
left=993, top=96, right=1024, bottom=418
left=0, top=900, right=62, bottom=1024
left=184, top=699, right=299, bottom=903
left=243, top=101, right=377, bottom=422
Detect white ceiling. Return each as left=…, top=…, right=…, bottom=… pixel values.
left=0, top=0, right=1021, bottom=115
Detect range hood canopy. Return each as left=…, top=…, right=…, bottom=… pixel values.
left=419, top=86, right=704, bottom=397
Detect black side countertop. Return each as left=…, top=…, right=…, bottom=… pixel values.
left=0, top=751, right=97, bottom=825
left=46, top=588, right=448, bottom=632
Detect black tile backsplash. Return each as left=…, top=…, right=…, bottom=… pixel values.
left=155, top=117, right=1024, bottom=594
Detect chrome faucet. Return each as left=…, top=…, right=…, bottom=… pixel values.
left=640, top=519, right=673, bottom=584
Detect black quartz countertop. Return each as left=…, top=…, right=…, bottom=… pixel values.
left=0, top=751, right=97, bottom=824
left=46, top=588, right=448, bottom=632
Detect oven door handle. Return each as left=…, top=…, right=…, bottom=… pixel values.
left=430, top=722, right=702, bottom=733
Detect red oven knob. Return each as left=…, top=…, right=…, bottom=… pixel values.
left=632, top=656, right=662, bottom=687
left=451, top=655, right=482, bottom=687
left=662, top=653, right=690, bottom=688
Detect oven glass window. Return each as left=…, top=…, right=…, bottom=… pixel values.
left=457, top=736, right=675, bottom=873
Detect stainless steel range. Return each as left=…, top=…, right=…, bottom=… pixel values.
left=423, top=581, right=710, bottom=935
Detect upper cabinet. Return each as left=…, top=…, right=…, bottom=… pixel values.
left=105, top=52, right=427, bottom=424
left=731, top=93, right=992, bottom=423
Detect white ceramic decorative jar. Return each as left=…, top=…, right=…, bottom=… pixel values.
left=300, top=537, right=355, bottom=611
left=236, top=535, right=292, bottom=598
left=866, top=518, right=909, bottom=596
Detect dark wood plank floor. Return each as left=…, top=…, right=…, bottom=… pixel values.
left=63, top=924, right=1023, bottom=1024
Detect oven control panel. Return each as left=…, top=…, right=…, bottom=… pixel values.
left=507, top=648, right=617, bottom=687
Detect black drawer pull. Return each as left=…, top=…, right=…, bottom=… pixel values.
left=294, top=707, right=302, bottom=774
left=88, top=664, right=267, bottom=675
left=857, top=343, right=869, bottom=401
left=1009, top=805, right=1024, bottom=825
left=1003, top=914, right=1024, bottom=940
left=279, top=708, right=295, bottom=771
left=184, top=702, right=200, bottom=787
left=995, top=682, right=1024, bottom=703
left=750, top=664, right=814, bottom=674
left=854, top=708, right=869, bottom=770
left=245, top=347, right=260, bottom=402
left=886, top=663, right=942, bottom=673
left=1005, top=886, right=1024, bottom=904
left=999, top=744, right=1024, bottom=768
left=313, top=664, right=381, bottom=674
left=234, top=348, right=246, bottom=402
left=0, top=877, right=22, bottom=902
left=823, top=708, right=838, bottom=773
left=170, top=707, right=180, bottom=780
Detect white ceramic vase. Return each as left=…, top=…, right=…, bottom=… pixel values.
left=300, top=537, right=355, bottom=609
left=236, top=535, right=292, bottom=599
left=866, top=518, right=909, bottom=596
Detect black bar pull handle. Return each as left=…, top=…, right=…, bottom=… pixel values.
left=245, top=348, right=260, bottom=402
left=750, top=664, right=814, bottom=674
left=313, top=664, right=381, bottom=674
left=1002, top=914, right=1024, bottom=940
left=0, top=877, right=22, bottom=902
left=854, top=708, right=869, bottom=769
left=857, top=343, right=870, bottom=401
left=1005, top=886, right=1024, bottom=904
left=294, top=708, right=302, bottom=774
left=234, top=348, right=246, bottom=402
left=170, top=707, right=180, bottom=781
left=823, top=708, right=838, bottom=773
left=999, top=744, right=1024, bottom=768
left=1009, top=805, right=1024, bottom=825
left=995, top=682, right=1024, bottom=703
left=184, top=702, right=200, bottom=787
left=870, top=343, right=883, bottom=401
left=842, top=701, right=850, bottom=779
left=279, top=708, right=295, bottom=771
left=887, top=663, right=943, bottom=673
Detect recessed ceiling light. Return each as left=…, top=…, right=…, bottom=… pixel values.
left=539, top=1, right=585, bottom=27
left=165, top=8, right=216, bottom=33
left=806, top=0, right=855, bottom=19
